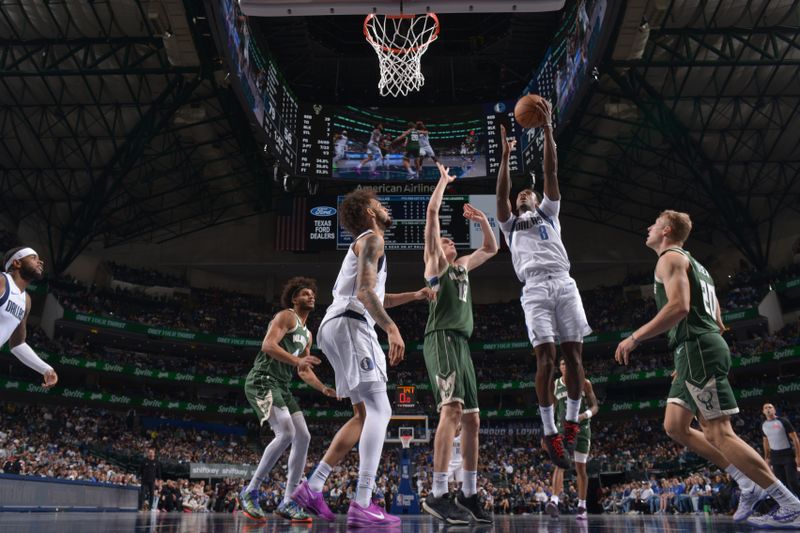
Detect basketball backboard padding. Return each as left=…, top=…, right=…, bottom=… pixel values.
left=239, top=1, right=566, bottom=17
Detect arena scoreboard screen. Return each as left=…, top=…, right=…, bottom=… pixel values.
left=395, top=385, right=417, bottom=410
left=303, top=194, right=500, bottom=251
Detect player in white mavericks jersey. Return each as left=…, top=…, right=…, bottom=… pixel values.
left=495, top=100, right=591, bottom=471
left=356, top=123, right=384, bottom=175
left=416, top=122, right=438, bottom=178
left=0, top=247, right=58, bottom=388
left=292, top=189, right=431, bottom=527
left=448, top=426, right=463, bottom=488
left=333, top=130, right=348, bottom=169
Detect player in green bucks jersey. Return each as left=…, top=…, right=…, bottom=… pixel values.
left=240, top=277, right=338, bottom=523
left=547, top=358, right=598, bottom=521
left=421, top=162, right=498, bottom=525
left=615, top=210, right=800, bottom=528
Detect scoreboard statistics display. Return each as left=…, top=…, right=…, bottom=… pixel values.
left=483, top=99, right=523, bottom=176
left=296, top=102, right=527, bottom=181
left=305, top=194, right=500, bottom=251
left=297, top=103, right=333, bottom=176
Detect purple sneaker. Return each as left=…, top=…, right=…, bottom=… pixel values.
left=346, top=500, right=401, bottom=528
left=290, top=480, right=335, bottom=521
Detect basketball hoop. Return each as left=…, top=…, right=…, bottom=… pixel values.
left=398, top=426, right=414, bottom=449
left=363, top=12, right=440, bottom=97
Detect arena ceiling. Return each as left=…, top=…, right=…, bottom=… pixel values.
left=0, top=0, right=798, bottom=273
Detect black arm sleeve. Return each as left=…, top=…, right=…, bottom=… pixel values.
left=780, top=417, right=797, bottom=435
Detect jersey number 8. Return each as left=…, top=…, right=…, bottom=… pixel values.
left=538, top=226, right=549, bottom=241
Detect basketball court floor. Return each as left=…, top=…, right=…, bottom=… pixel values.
left=0, top=512, right=758, bottom=532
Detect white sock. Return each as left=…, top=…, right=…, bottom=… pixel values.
left=284, top=413, right=310, bottom=504
left=356, top=473, right=375, bottom=507
left=355, top=382, right=392, bottom=507
left=462, top=470, right=477, bottom=498
left=565, top=398, right=581, bottom=423
left=308, top=461, right=331, bottom=493
left=767, top=480, right=800, bottom=509
left=246, top=407, right=293, bottom=492
left=540, top=405, right=557, bottom=436
left=724, top=464, right=755, bottom=493
left=550, top=494, right=559, bottom=504
left=579, top=499, right=586, bottom=508
left=432, top=472, right=449, bottom=498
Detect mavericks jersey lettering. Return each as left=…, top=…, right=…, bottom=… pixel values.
left=654, top=248, right=719, bottom=347
left=425, top=264, right=473, bottom=338
left=249, top=311, right=309, bottom=386
left=0, top=273, right=26, bottom=347
left=499, top=196, right=571, bottom=281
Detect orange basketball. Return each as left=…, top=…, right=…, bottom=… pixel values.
left=514, top=94, right=546, bottom=129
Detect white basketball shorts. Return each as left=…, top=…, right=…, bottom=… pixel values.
left=317, top=314, right=388, bottom=400
left=366, top=142, right=382, bottom=158
left=419, top=146, right=436, bottom=158
left=520, top=272, right=592, bottom=348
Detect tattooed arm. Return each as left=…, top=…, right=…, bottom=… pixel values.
left=356, top=234, right=405, bottom=365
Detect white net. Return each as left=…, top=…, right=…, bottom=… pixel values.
left=363, top=13, right=440, bottom=97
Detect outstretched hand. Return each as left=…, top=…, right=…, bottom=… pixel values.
left=500, top=125, right=517, bottom=156
left=435, top=162, right=457, bottom=183
left=534, top=98, right=553, bottom=126
left=414, top=287, right=435, bottom=301
left=463, top=203, right=488, bottom=224
left=297, top=355, right=321, bottom=373
left=43, top=369, right=58, bottom=389
left=614, top=337, right=637, bottom=366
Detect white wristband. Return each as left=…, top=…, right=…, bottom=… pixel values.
left=583, top=409, right=593, bottom=419
left=10, top=343, right=53, bottom=375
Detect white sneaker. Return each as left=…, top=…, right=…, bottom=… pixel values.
left=734, top=486, right=766, bottom=522
left=748, top=507, right=800, bottom=530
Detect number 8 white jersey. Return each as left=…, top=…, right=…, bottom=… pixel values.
left=499, top=196, right=571, bottom=281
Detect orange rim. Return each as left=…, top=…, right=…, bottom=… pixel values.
left=363, top=13, right=440, bottom=55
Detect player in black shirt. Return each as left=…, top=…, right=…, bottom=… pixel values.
left=762, top=403, right=800, bottom=496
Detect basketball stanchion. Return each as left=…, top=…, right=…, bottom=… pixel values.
left=391, top=428, right=421, bottom=514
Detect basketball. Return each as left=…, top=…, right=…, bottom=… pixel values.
left=514, top=94, right=547, bottom=128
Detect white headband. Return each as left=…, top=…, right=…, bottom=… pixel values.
left=5, top=247, right=37, bottom=272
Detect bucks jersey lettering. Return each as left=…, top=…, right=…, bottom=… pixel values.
left=425, top=264, right=473, bottom=338
left=554, top=377, right=589, bottom=428
left=654, top=248, right=720, bottom=347
left=249, top=311, right=309, bottom=385
left=407, top=129, right=420, bottom=151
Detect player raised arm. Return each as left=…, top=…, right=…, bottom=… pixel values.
left=9, top=293, right=57, bottom=388
left=577, top=380, right=600, bottom=422
left=262, top=310, right=320, bottom=372
left=615, top=251, right=691, bottom=365
left=383, top=288, right=434, bottom=308
left=356, top=234, right=405, bottom=365
left=537, top=99, right=560, bottom=202
left=495, top=125, right=515, bottom=224
left=424, top=163, right=456, bottom=277
left=457, top=203, right=498, bottom=272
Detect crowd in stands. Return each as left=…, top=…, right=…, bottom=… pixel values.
left=2, top=398, right=799, bottom=516
left=107, top=262, right=184, bottom=288
left=50, top=256, right=781, bottom=344
left=24, top=312, right=798, bottom=399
